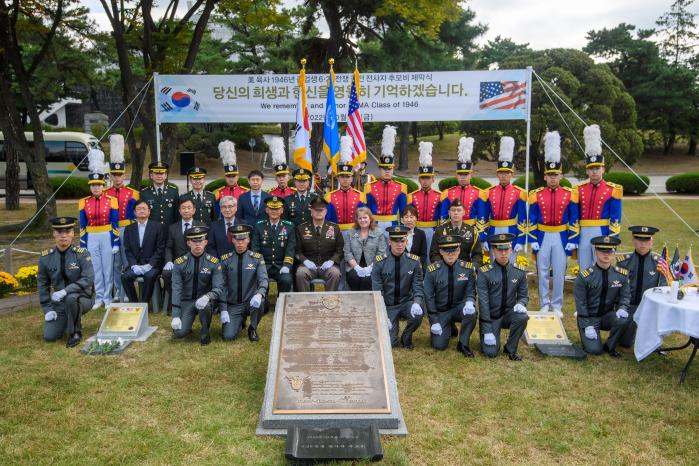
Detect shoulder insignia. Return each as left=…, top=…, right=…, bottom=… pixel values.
left=580, top=266, right=594, bottom=278
left=207, top=255, right=219, bottom=264
left=374, top=254, right=385, bottom=263
left=175, top=255, right=187, bottom=265
left=614, top=266, right=629, bottom=276
left=615, top=253, right=632, bottom=264
left=220, top=252, right=232, bottom=261
left=427, top=262, right=441, bottom=273
left=459, top=260, right=473, bottom=269
left=561, top=186, right=573, bottom=192
left=407, top=253, right=420, bottom=262
left=251, top=251, right=263, bottom=259
left=514, top=262, right=527, bottom=271
left=480, top=263, right=493, bottom=273
left=651, top=252, right=660, bottom=261
left=41, top=248, right=52, bottom=256
left=72, top=246, right=87, bottom=254
left=282, top=220, right=293, bottom=226
left=256, top=220, right=266, bottom=224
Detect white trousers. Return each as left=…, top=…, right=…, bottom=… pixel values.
left=578, top=226, right=603, bottom=270
left=112, top=226, right=126, bottom=301
left=536, top=232, right=567, bottom=310
left=87, top=231, right=114, bottom=304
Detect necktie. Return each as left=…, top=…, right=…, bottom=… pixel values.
left=500, top=264, right=508, bottom=314
left=393, top=254, right=401, bottom=306
left=237, top=253, right=243, bottom=304
left=227, top=223, right=233, bottom=243
left=59, top=250, right=68, bottom=287
left=157, top=188, right=162, bottom=197
left=598, top=267, right=609, bottom=316
left=316, top=226, right=321, bottom=236
left=634, top=253, right=647, bottom=305
left=196, top=193, right=202, bottom=204
left=253, top=195, right=259, bottom=212
left=183, top=222, right=189, bottom=234
left=191, top=256, right=200, bottom=300
left=447, top=264, right=454, bottom=309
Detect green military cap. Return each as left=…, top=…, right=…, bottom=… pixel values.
left=591, top=235, right=621, bottom=250
left=148, top=161, right=169, bottom=173
left=188, top=167, right=207, bottom=179
left=292, top=168, right=312, bottom=180
left=387, top=225, right=410, bottom=241
left=309, top=196, right=329, bottom=210
left=185, top=225, right=209, bottom=241
left=230, top=223, right=253, bottom=239
left=628, top=225, right=659, bottom=239
left=487, top=233, right=515, bottom=249
left=437, top=235, right=461, bottom=251
left=50, top=216, right=77, bottom=230
left=264, top=196, right=284, bottom=209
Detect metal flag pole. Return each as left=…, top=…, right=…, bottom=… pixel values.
left=153, top=72, right=161, bottom=163
left=524, top=66, right=533, bottom=252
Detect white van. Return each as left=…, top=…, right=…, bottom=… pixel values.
left=0, top=131, right=100, bottom=189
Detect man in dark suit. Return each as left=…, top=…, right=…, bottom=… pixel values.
left=236, top=170, right=270, bottom=226
left=163, top=199, right=205, bottom=314
left=121, top=200, right=165, bottom=305
left=206, top=195, right=239, bottom=257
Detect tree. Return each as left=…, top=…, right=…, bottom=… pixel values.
left=656, top=0, right=698, bottom=66
left=0, top=0, right=92, bottom=221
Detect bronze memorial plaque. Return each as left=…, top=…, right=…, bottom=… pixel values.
left=273, top=292, right=390, bottom=414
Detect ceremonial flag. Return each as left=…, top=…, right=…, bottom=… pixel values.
left=323, top=64, right=340, bottom=174
left=657, top=245, right=674, bottom=284
left=479, top=81, right=527, bottom=110
left=293, top=61, right=312, bottom=172
left=680, top=248, right=697, bottom=284
left=346, top=67, right=366, bottom=169
left=671, top=246, right=682, bottom=279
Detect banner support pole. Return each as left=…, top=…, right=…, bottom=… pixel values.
left=153, top=72, right=161, bottom=163
left=524, top=66, right=533, bottom=252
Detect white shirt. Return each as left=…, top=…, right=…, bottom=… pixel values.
left=137, top=220, right=148, bottom=247
left=181, top=219, right=193, bottom=235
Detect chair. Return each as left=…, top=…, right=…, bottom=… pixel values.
left=121, top=276, right=162, bottom=313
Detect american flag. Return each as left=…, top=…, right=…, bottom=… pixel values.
left=346, top=68, right=366, bottom=168
left=479, top=81, right=527, bottom=110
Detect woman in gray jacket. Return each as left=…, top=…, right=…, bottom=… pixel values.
left=344, top=207, right=387, bottom=290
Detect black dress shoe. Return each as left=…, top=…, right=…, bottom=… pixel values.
left=456, top=342, right=474, bottom=358
left=248, top=327, right=259, bottom=342
left=200, top=335, right=211, bottom=345
left=608, top=349, right=622, bottom=358
left=401, top=341, right=414, bottom=350
left=66, top=332, right=82, bottom=348
left=504, top=348, right=522, bottom=361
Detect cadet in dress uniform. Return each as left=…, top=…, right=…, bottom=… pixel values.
left=326, top=137, right=367, bottom=233
left=477, top=233, right=530, bottom=361
left=252, top=196, right=295, bottom=295
left=294, top=197, right=344, bottom=292
left=170, top=226, right=225, bottom=345
left=79, top=148, right=119, bottom=309
left=439, top=137, right=487, bottom=232
left=214, top=140, right=249, bottom=218
left=482, top=137, right=527, bottom=257
left=424, top=235, right=478, bottom=356
left=180, top=167, right=216, bottom=226
left=370, top=225, right=424, bottom=350
left=283, top=168, right=318, bottom=227
left=429, top=199, right=483, bottom=267
left=38, top=217, right=95, bottom=347
left=574, top=235, right=631, bottom=357
left=105, top=134, right=139, bottom=302
left=268, top=138, right=296, bottom=198
left=220, top=224, right=269, bottom=342
left=140, top=161, right=180, bottom=226
left=528, top=131, right=579, bottom=316
left=576, top=125, right=623, bottom=270
left=408, top=141, right=441, bottom=249
left=365, top=126, right=407, bottom=231
left=615, top=226, right=664, bottom=348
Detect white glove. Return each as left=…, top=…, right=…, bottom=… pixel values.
left=112, top=245, right=120, bottom=254
left=171, top=317, right=182, bottom=330
left=514, top=303, right=528, bottom=314
left=387, top=319, right=392, bottom=330
left=363, top=265, right=373, bottom=276
left=280, top=266, right=290, bottom=274
left=463, top=301, right=476, bottom=315
left=320, top=260, right=334, bottom=271
left=45, top=310, right=58, bottom=321
left=51, top=289, right=67, bottom=302
left=565, top=243, right=578, bottom=252
left=616, top=309, right=629, bottom=319
left=163, top=261, right=174, bottom=271
left=131, top=265, right=144, bottom=276
left=142, top=264, right=153, bottom=273
left=430, top=323, right=443, bottom=336
left=353, top=265, right=363, bottom=276
left=483, top=332, right=497, bottom=346
left=303, top=260, right=317, bottom=270
left=195, top=295, right=210, bottom=310
left=584, top=326, right=597, bottom=340
left=410, top=303, right=423, bottom=318
left=220, top=310, right=230, bottom=324
left=250, top=293, right=263, bottom=308
left=531, top=242, right=540, bottom=252
left=482, top=242, right=490, bottom=252
left=514, top=244, right=523, bottom=253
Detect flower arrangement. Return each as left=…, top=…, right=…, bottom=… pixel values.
left=515, top=255, right=529, bottom=269
left=15, top=265, right=38, bottom=289
left=0, top=271, right=19, bottom=297
left=482, top=254, right=490, bottom=264
left=570, top=265, right=580, bottom=276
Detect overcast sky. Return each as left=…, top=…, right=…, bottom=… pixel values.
left=85, top=0, right=697, bottom=51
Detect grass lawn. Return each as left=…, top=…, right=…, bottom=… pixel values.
left=0, top=201, right=697, bottom=465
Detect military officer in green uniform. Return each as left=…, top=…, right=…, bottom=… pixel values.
left=371, top=225, right=424, bottom=350
left=616, top=225, right=665, bottom=348
left=38, top=217, right=95, bottom=347
left=575, top=235, right=632, bottom=357
left=222, top=224, right=269, bottom=342
left=140, top=161, right=180, bottom=226
left=424, top=235, right=477, bottom=356
left=180, top=167, right=216, bottom=226
left=252, top=196, right=295, bottom=295
left=283, top=168, right=318, bottom=227
left=477, top=233, right=529, bottom=361
left=429, top=199, right=483, bottom=267
left=171, top=226, right=225, bottom=345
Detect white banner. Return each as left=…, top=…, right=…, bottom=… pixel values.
left=156, top=69, right=530, bottom=124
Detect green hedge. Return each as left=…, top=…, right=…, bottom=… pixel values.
left=51, top=177, right=91, bottom=199
left=438, top=177, right=491, bottom=191
left=666, top=172, right=699, bottom=194
left=512, top=173, right=572, bottom=190
left=603, top=172, right=649, bottom=195
left=204, top=177, right=250, bottom=191
left=393, top=176, right=419, bottom=193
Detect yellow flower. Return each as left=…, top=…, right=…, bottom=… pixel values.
left=516, top=256, right=529, bottom=268
left=0, top=271, right=19, bottom=289
left=483, top=254, right=491, bottom=264
left=15, top=265, right=38, bottom=288
left=571, top=265, right=580, bottom=276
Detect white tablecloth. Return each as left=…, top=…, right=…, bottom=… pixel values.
left=634, top=287, right=699, bottom=361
